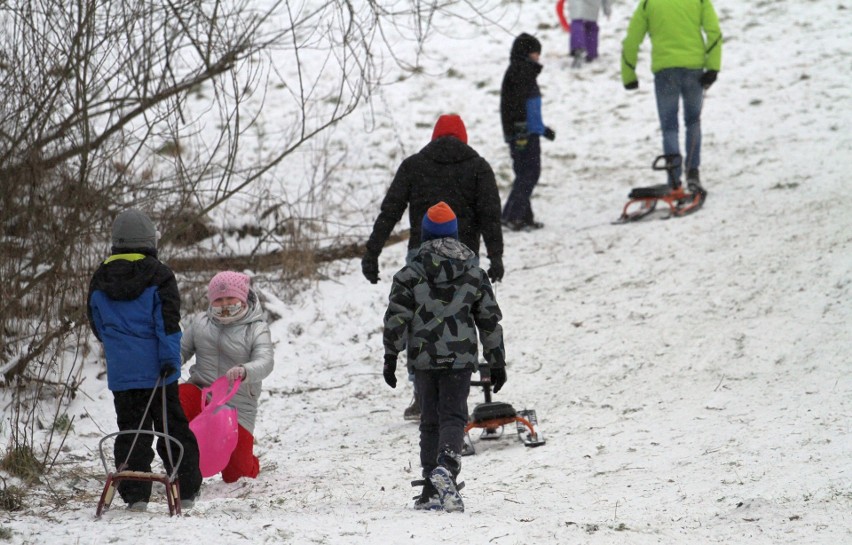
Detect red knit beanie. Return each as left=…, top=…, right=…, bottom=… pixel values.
left=431, top=114, right=468, bottom=144
left=207, top=271, right=251, bottom=304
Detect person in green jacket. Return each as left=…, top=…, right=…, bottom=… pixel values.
left=621, top=0, right=722, bottom=191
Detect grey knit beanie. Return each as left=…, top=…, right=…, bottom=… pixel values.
left=112, top=208, right=157, bottom=250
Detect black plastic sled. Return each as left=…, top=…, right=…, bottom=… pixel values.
left=614, top=154, right=707, bottom=224
left=462, top=378, right=545, bottom=456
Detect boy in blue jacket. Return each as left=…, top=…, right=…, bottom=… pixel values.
left=500, top=33, right=556, bottom=231
left=87, top=208, right=201, bottom=511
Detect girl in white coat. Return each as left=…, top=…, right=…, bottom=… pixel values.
left=568, top=0, right=613, bottom=65
left=179, top=271, right=274, bottom=483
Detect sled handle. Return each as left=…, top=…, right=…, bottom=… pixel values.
left=470, top=380, right=494, bottom=404
left=200, top=376, right=242, bottom=410
left=652, top=154, right=682, bottom=172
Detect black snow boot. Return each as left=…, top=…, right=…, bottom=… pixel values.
left=686, top=169, right=707, bottom=197
left=429, top=447, right=464, bottom=513
left=412, top=478, right=441, bottom=511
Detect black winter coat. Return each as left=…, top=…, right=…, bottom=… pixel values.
left=500, top=33, right=543, bottom=140
left=366, top=136, right=503, bottom=260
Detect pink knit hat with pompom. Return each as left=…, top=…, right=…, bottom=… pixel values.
left=207, top=271, right=250, bottom=304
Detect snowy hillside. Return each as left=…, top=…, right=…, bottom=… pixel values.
left=4, top=1, right=850, bottom=544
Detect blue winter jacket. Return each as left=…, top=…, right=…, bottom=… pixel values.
left=525, top=96, right=545, bottom=136
left=87, top=250, right=182, bottom=391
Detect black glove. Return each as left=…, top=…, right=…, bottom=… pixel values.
left=542, top=127, right=556, bottom=141
left=490, top=367, right=507, bottom=393
left=700, top=70, right=717, bottom=90
left=361, top=252, right=379, bottom=284
left=383, top=354, right=397, bottom=388
left=160, top=365, right=177, bottom=378
left=624, top=80, right=639, bottom=91
left=487, top=256, right=504, bottom=283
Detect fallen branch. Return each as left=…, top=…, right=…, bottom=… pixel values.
left=168, top=231, right=410, bottom=273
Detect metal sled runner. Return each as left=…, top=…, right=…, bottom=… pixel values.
left=615, top=154, right=707, bottom=223
left=462, top=379, right=545, bottom=456
left=95, top=375, right=186, bottom=518
left=95, top=430, right=185, bottom=517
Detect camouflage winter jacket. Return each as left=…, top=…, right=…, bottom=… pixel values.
left=383, top=238, right=505, bottom=372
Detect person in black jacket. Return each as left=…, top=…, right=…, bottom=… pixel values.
left=88, top=208, right=202, bottom=511
left=500, top=33, right=556, bottom=231
left=361, top=114, right=504, bottom=285
left=362, top=114, right=503, bottom=422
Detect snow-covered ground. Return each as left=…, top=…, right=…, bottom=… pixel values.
left=4, top=1, right=851, bottom=543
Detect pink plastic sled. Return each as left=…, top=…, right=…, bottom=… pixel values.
left=190, top=376, right=241, bottom=478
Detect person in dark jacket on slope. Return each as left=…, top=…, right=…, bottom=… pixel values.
left=500, top=33, right=556, bottom=231
left=87, top=208, right=201, bottom=512
left=362, top=114, right=504, bottom=422
left=361, top=114, right=504, bottom=285
left=382, top=202, right=507, bottom=512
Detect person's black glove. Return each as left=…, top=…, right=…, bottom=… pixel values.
left=624, top=80, right=639, bottom=91
left=700, top=70, right=718, bottom=90
left=487, top=256, right=504, bottom=283
left=361, top=252, right=379, bottom=284
left=383, top=354, right=397, bottom=388
left=543, top=127, right=556, bottom=141
left=160, top=365, right=177, bottom=378
left=490, top=366, right=507, bottom=393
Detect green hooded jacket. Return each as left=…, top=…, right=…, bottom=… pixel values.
left=621, top=0, right=723, bottom=86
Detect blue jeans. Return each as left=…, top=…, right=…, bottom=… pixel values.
left=654, top=68, right=704, bottom=183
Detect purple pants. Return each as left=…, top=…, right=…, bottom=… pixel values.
left=570, top=20, right=600, bottom=60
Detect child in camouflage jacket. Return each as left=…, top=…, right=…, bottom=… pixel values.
left=382, top=201, right=507, bottom=513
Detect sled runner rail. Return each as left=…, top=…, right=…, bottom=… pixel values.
left=465, top=414, right=537, bottom=438
left=95, top=430, right=185, bottom=518
left=462, top=379, right=546, bottom=455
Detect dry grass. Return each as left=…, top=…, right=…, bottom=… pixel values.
left=0, top=477, right=24, bottom=512
left=1, top=446, right=43, bottom=483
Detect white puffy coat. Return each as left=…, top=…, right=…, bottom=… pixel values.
left=569, top=0, right=613, bottom=21
left=181, top=290, right=274, bottom=434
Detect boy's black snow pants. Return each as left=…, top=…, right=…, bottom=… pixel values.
left=502, top=134, right=541, bottom=224
left=112, top=382, right=202, bottom=504
left=414, top=369, right=472, bottom=478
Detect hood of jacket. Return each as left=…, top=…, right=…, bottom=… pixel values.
left=510, top=33, right=542, bottom=62
left=95, top=252, right=162, bottom=301
left=418, top=136, right=479, bottom=166
left=410, top=238, right=476, bottom=284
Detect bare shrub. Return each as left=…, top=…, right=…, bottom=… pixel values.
left=0, top=0, right=510, bottom=482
